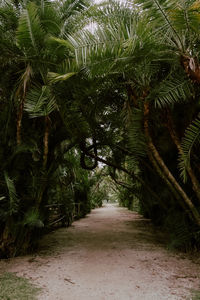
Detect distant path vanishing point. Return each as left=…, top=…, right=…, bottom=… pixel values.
left=0, top=204, right=199, bottom=300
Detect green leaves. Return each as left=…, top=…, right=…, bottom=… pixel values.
left=153, top=77, right=193, bottom=108
left=48, top=71, right=76, bottom=83
left=16, top=2, right=45, bottom=54
left=135, top=0, right=200, bottom=52
left=179, top=117, right=200, bottom=182
left=23, top=209, right=44, bottom=228
left=4, top=172, right=19, bottom=215
left=24, top=85, right=56, bottom=118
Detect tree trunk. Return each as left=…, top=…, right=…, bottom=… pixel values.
left=35, top=116, right=50, bottom=210
left=16, top=64, right=32, bottom=145
left=0, top=217, right=16, bottom=257
left=181, top=55, right=200, bottom=84
left=43, top=116, right=50, bottom=169
left=16, top=99, right=24, bottom=145
left=144, top=102, right=200, bottom=226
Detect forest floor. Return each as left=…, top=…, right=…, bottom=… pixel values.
left=0, top=204, right=200, bottom=300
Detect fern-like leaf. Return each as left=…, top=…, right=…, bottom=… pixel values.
left=179, top=117, right=200, bottom=182
left=16, top=2, right=45, bottom=54
left=24, top=85, right=56, bottom=118
left=23, top=209, right=44, bottom=228
left=4, top=172, right=19, bottom=215
left=135, top=0, right=183, bottom=49
left=153, top=77, right=192, bottom=108
left=48, top=71, right=76, bottom=83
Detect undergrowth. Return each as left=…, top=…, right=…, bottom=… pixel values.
left=0, top=272, right=41, bottom=300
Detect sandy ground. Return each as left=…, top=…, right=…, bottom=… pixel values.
left=0, top=204, right=200, bottom=300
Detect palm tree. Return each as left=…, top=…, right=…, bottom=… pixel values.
left=0, top=0, right=92, bottom=257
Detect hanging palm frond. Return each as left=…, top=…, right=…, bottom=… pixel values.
left=4, top=172, right=19, bottom=215
left=179, top=117, right=200, bottom=182
left=24, top=85, right=57, bottom=118
left=152, top=76, right=193, bottom=108
left=48, top=71, right=76, bottom=83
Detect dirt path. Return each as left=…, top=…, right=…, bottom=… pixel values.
left=0, top=204, right=200, bottom=299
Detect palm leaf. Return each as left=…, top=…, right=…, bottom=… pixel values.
left=23, top=209, right=44, bottom=228
left=24, top=85, right=56, bottom=118
left=4, top=172, right=19, bottom=215
left=59, top=0, right=90, bottom=35
left=170, top=1, right=200, bottom=34
left=179, top=117, right=200, bottom=182
left=135, top=0, right=183, bottom=49
left=39, top=0, right=61, bottom=35
left=48, top=71, right=76, bottom=83
left=152, top=76, right=193, bottom=108
left=16, top=2, right=45, bottom=54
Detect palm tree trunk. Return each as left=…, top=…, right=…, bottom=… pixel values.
left=34, top=116, right=50, bottom=210
left=16, top=64, right=32, bottom=145
left=35, top=180, right=47, bottom=210
left=166, top=109, right=200, bottom=204
left=43, top=116, right=50, bottom=169
left=0, top=216, right=15, bottom=257
left=17, top=115, right=50, bottom=212
left=16, top=99, right=24, bottom=145
left=181, top=56, right=200, bottom=83
left=144, top=102, right=200, bottom=226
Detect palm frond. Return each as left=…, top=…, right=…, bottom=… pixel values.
left=59, top=0, right=90, bottom=19
left=152, top=76, right=193, bottom=108
left=170, top=1, right=200, bottom=34
left=48, top=71, right=76, bottom=83
left=135, top=0, right=183, bottom=49
left=23, top=209, right=44, bottom=228
left=24, top=85, right=56, bottom=118
left=58, top=0, right=90, bottom=36
left=39, top=0, right=61, bottom=35
left=67, top=9, right=166, bottom=80
left=16, top=2, right=45, bottom=54
left=179, top=117, right=200, bottom=182
left=4, top=172, right=19, bottom=215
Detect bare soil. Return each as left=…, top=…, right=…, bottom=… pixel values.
left=0, top=204, right=200, bottom=300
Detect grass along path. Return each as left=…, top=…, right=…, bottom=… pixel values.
left=0, top=272, right=41, bottom=300
left=0, top=204, right=200, bottom=300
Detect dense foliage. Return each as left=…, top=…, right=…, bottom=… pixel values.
left=1, top=0, right=200, bottom=257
